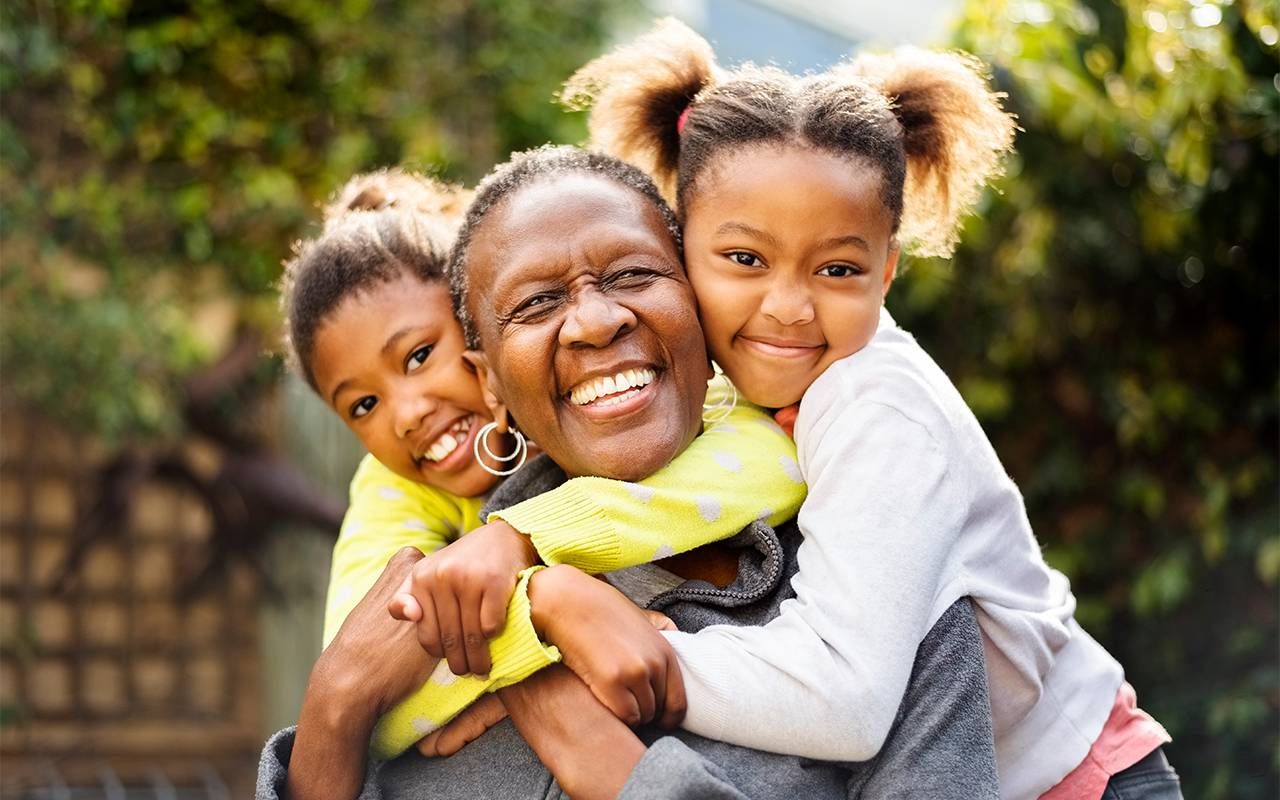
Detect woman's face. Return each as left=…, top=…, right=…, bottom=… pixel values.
left=464, top=174, right=711, bottom=481
left=310, top=274, right=500, bottom=497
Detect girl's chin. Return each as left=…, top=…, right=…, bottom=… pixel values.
left=421, top=463, right=501, bottom=498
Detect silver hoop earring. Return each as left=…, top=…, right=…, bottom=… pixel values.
left=473, top=421, right=528, bottom=477
left=702, top=365, right=737, bottom=426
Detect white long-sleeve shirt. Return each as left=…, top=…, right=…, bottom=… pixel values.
left=663, top=308, right=1123, bottom=800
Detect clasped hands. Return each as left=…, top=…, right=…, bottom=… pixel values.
left=387, top=520, right=687, bottom=748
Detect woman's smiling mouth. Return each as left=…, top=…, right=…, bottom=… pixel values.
left=565, top=366, right=660, bottom=419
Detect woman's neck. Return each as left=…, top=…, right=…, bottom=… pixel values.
left=656, top=543, right=740, bottom=588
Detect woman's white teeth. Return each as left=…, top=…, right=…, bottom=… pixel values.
left=569, top=368, right=656, bottom=406
left=423, top=417, right=472, bottom=462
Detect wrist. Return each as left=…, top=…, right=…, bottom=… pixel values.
left=527, top=563, right=579, bottom=641
left=490, top=519, right=540, bottom=568
left=304, top=649, right=381, bottom=730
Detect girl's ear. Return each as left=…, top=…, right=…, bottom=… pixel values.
left=881, top=242, right=901, bottom=300
left=462, top=350, right=511, bottom=433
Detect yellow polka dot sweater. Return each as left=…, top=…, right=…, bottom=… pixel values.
left=324, top=394, right=806, bottom=759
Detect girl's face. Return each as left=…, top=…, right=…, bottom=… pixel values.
left=682, top=144, right=900, bottom=408
left=310, top=273, right=500, bottom=497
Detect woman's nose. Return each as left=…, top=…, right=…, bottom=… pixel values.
left=559, top=288, right=637, bottom=348
left=393, top=392, right=437, bottom=439
left=760, top=279, right=815, bottom=327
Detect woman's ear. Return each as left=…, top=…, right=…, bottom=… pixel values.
left=462, top=350, right=511, bottom=433
left=881, top=242, right=901, bottom=299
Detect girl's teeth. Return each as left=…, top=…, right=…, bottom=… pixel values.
left=424, top=419, right=473, bottom=462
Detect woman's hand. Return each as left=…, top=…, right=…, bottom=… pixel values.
left=500, top=665, right=647, bottom=800
left=415, top=693, right=509, bottom=757
left=528, top=564, right=687, bottom=729
left=389, top=520, right=540, bottom=676
left=288, top=547, right=439, bottom=800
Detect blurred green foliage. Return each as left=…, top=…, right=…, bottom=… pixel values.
left=2, top=0, right=1277, bottom=794
left=891, top=1, right=1277, bottom=795
left=1, top=0, right=621, bottom=442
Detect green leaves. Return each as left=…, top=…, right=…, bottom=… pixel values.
left=891, top=2, right=1280, bottom=795
left=2, top=0, right=620, bottom=444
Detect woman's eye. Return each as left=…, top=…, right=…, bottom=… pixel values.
left=515, top=293, right=559, bottom=316
left=350, top=396, right=377, bottom=419
left=729, top=252, right=762, bottom=268
left=407, top=345, right=433, bottom=371
left=818, top=263, right=863, bottom=278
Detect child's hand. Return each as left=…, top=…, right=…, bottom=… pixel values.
left=388, top=520, right=539, bottom=676
left=528, top=565, right=686, bottom=729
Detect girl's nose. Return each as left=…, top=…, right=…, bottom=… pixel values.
left=760, top=279, right=815, bottom=327
left=394, top=392, right=438, bottom=439
left=559, top=288, right=637, bottom=348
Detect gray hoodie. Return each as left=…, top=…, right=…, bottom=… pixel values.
left=256, top=455, right=998, bottom=800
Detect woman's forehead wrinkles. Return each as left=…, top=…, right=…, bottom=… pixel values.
left=488, top=225, right=674, bottom=295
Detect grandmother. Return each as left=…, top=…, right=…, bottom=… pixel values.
left=258, top=147, right=999, bottom=800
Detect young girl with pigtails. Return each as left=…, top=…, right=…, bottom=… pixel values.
left=550, top=17, right=1181, bottom=800
left=279, top=167, right=808, bottom=759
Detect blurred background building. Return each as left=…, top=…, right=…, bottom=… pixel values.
left=1, top=0, right=1276, bottom=797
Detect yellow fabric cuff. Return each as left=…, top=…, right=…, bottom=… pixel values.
left=490, top=487, right=624, bottom=574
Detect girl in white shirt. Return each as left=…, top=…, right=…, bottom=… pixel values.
left=564, top=18, right=1179, bottom=800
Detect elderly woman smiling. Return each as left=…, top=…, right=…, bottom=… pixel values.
left=258, top=147, right=1000, bottom=800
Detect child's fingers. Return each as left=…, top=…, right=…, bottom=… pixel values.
left=433, top=591, right=470, bottom=676
left=658, top=648, right=687, bottom=729
left=478, top=585, right=508, bottom=638
left=459, top=589, right=492, bottom=677
left=643, top=610, right=676, bottom=631
left=414, top=593, right=444, bottom=659
left=633, top=675, right=657, bottom=725
left=596, top=680, right=642, bottom=727
left=388, top=592, right=423, bottom=622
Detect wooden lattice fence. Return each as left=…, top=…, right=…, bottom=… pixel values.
left=0, top=416, right=260, bottom=796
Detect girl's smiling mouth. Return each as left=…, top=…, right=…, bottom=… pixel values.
left=414, top=413, right=480, bottom=471
left=737, top=335, right=825, bottom=360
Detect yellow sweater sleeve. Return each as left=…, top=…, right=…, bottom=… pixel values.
left=369, top=566, right=560, bottom=760
left=325, top=456, right=560, bottom=760
left=323, top=454, right=482, bottom=648
left=490, top=395, right=807, bottom=574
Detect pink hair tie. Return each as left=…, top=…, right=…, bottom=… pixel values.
left=676, top=105, right=692, bottom=134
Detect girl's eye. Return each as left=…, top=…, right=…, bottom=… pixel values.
left=407, top=345, right=433, bottom=371
left=729, top=252, right=762, bottom=268
left=818, top=263, right=864, bottom=278
left=350, top=396, right=377, bottom=419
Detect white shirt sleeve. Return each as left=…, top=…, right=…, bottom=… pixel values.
left=663, top=389, right=967, bottom=761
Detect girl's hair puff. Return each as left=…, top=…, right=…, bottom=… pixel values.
left=280, top=170, right=467, bottom=390
left=838, top=49, right=1017, bottom=256
left=560, top=17, right=716, bottom=205
left=322, top=166, right=473, bottom=227
left=565, top=18, right=1015, bottom=258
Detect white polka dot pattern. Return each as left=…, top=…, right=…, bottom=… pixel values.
left=696, top=495, right=722, bottom=523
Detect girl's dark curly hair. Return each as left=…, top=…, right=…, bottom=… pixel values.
left=279, top=169, right=470, bottom=389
